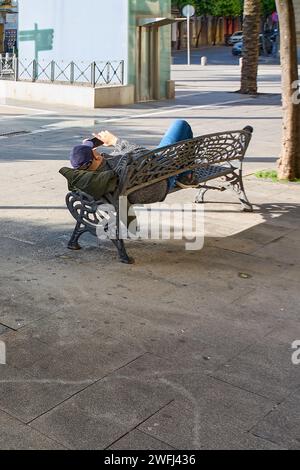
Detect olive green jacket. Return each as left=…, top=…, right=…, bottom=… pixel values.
left=59, top=166, right=118, bottom=201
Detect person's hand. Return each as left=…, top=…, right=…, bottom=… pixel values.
left=93, top=131, right=118, bottom=147
left=92, top=149, right=104, bottom=163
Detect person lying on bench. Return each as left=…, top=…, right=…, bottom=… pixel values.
left=60, top=120, right=199, bottom=204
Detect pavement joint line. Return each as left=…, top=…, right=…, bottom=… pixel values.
left=206, top=326, right=275, bottom=368
left=247, top=404, right=282, bottom=435
left=0, top=322, right=15, bottom=332
left=209, top=246, right=292, bottom=267
left=250, top=431, right=287, bottom=449
left=207, top=373, right=279, bottom=403
left=135, top=429, right=177, bottom=450
left=26, top=352, right=149, bottom=426
left=27, top=427, right=70, bottom=450
left=211, top=233, right=286, bottom=259
left=229, top=288, right=258, bottom=306
left=0, top=306, right=64, bottom=332
left=104, top=398, right=176, bottom=450
left=0, top=408, right=70, bottom=449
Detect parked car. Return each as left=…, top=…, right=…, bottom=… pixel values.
left=232, top=34, right=274, bottom=56
left=228, top=31, right=243, bottom=46
left=232, top=41, right=243, bottom=56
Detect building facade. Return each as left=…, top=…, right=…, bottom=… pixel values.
left=16, top=0, right=173, bottom=104
left=0, top=0, right=18, bottom=53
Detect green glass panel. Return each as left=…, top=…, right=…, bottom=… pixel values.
left=128, top=0, right=171, bottom=100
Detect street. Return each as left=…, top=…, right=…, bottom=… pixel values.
left=172, top=45, right=280, bottom=66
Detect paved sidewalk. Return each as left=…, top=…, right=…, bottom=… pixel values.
left=0, top=65, right=299, bottom=450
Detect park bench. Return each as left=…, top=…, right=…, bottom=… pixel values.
left=65, top=126, right=253, bottom=264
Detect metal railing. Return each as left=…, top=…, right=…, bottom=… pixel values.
left=0, top=56, right=125, bottom=87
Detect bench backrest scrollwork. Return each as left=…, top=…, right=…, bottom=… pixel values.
left=119, top=126, right=253, bottom=196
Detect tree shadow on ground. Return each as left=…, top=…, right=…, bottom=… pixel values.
left=0, top=202, right=299, bottom=268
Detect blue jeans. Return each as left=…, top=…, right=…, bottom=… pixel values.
left=157, top=120, right=193, bottom=190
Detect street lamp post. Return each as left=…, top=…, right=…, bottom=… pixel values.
left=182, top=4, right=195, bottom=66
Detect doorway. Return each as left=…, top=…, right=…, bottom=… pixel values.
left=135, top=17, right=176, bottom=103
left=136, top=24, right=160, bottom=102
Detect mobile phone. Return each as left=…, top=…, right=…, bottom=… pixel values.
left=90, top=137, right=104, bottom=148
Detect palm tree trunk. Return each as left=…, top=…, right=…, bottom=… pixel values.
left=276, top=0, right=300, bottom=180
left=239, top=0, right=261, bottom=94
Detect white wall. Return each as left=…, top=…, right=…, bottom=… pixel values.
left=18, top=0, right=128, bottom=66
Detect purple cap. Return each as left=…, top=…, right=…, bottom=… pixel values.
left=70, top=145, right=93, bottom=169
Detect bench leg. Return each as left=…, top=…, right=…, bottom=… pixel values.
left=112, top=239, right=134, bottom=264
left=109, top=200, right=135, bottom=264
left=68, top=222, right=87, bottom=250
left=228, top=171, right=253, bottom=212
left=195, top=185, right=226, bottom=204
left=195, top=188, right=209, bottom=204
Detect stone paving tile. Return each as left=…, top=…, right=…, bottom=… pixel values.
left=0, top=297, right=59, bottom=330
left=30, top=358, right=175, bottom=449
left=109, top=430, right=175, bottom=450
left=0, top=329, right=58, bottom=369
left=253, top=236, right=300, bottom=265
left=17, top=301, right=245, bottom=371
left=131, top=243, right=291, bottom=288
left=206, top=225, right=293, bottom=255
left=94, top=304, right=278, bottom=369
left=0, top=268, right=67, bottom=330
left=284, top=228, right=300, bottom=242
left=0, top=235, right=62, bottom=265
left=138, top=400, right=284, bottom=450
left=0, top=257, right=130, bottom=330
left=5, top=247, right=262, bottom=333
left=212, top=334, right=300, bottom=402
left=263, top=319, right=300, bottom=342
left=231, top=278, right=300, bottom=322
left=93, top=263, right=256, bottom=318
left=30, top=400, right=129, bottom=450
left=273, top=263, right=300, bottom=283
left=18, top=308, right=110, bottom=347
left=0, top=410, right=65, bottom=450
left=17, top=271, right=285, bottom=362
left=251, top=392, right=300, bottom=450
left=99, top=353, right=276, bottom=430
left=39, top=365, right=174, bottom=428
left=22, top=335, right=145, bottom=384
left=0, top=364, right=84, bottom=423
left=205, top=301, right=283, bottom=329
left=20, top=296, right=198, bottom=346
left=0, top=324, right=8, bottom=336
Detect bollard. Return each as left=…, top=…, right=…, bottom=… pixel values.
left=201, top=56, right=208, bottom=66
left=239, top=57, right=243, bottom=68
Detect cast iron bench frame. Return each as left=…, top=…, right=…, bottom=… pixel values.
left=65, top=126, right=254, bottom=264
